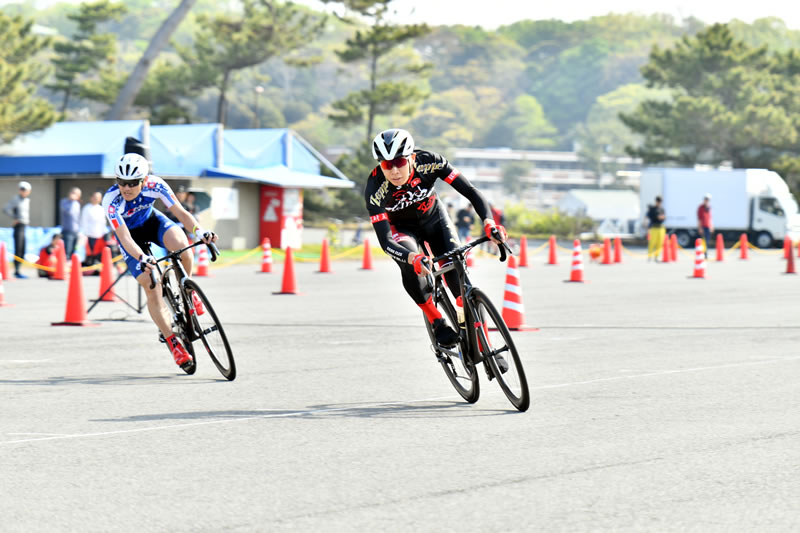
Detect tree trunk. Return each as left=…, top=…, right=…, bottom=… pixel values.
left=365, top=45, right=378, bottom=143
left=106, top=0, right=197, bottom=120
left=217, top=70, right=231, bottom=125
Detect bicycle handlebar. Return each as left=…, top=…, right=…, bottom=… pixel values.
left=430, top=231, right=513, bottom=264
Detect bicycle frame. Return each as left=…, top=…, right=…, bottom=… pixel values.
left=428, top=235, right=510, bottom=365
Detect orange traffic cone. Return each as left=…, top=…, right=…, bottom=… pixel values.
left=318, top=238, right=332, bottom=273
left=661, top=235, right=671, bottom=263
left=0, top=242, right=10, bottom=282
left=783, top=236, right=791, bottom=260
left=715, top=233, right=724, bottom=262
left=97, top=247, right=117, bottom=302
left=691, top=238, right=706, bottom=279
left=602, top=237, right=612, bottom=265
left=274, top=247, right=298, bottom=294
left=670, top=234, right=678, bottom=262
left=259, top=238, right=272, bottom=273
left=613, top=236, right=622, bottom=263
left=566, top=239, right=585, bottom=283
left=466, top=236, right=474, bottom=267
left=196, top=245, right=209, bottom=276
left=0, top=271, right=13, bottom=307
left=361, top=238, right=373, bottom=270
left=518, top=235, right=529, bottom=267
left=501, top=255, right=537, bottom=331
left=739, top=234, right=749, bottom=260
left=785, top=244, right=797, bottom=274
left=547, top=235, right=558, bottom=265
left=52, top=241, right=67, bottom=281
left=52, top=255, right=96, bottom=326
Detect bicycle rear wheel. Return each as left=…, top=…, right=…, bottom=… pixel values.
left=183, top=279, right=236, bottom=381
left=470, top=288, right=529, bottom=411
left=162, top=267, right=196, bottom=375
left=425, top=288, right=479, bottom=403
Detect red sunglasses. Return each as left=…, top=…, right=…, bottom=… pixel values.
left=380, top=157, right=409, bottom=170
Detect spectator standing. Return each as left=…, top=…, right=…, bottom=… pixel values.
left=80, top=191, right=108, bottom=266
left=697, top=193, right=713, bottom=258
left=2, top=181, right=32, bottom=278
left=60, top=187, right=82, bottom=258
left=455, top=204, right=475, bottom=243
left=645, top=196, right=666, bottom=261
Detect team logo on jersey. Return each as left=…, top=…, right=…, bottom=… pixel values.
left=370, top=213, right=388, bottom=223
left=415, top=161, right=445, bottom=175
left=417, top=197, right=435, bottom=213
left=369, top=180, right=390, bottom=207
left=409, top=177, right=421, bottom=187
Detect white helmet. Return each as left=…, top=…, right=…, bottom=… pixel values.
left=114, top=153, right=149, bottom=181
left=371, top=129, right=414, bottom=161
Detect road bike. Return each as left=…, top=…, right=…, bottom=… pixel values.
left=146, top=241, right=236, bottom=381
left=423, top=233, right=529, bottom=411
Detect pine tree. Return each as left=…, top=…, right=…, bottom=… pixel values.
left=0, top=13, right=57, bottom=144
left=46, top=0, right=126, bottom=113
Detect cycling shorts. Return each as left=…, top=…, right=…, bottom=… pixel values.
left=120, top=210, right=177, bottom=277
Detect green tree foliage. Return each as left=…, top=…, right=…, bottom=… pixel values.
left=620, top=23, right=800, bottom=179
left=576, top=83, right=670, bottom=179
left=179, top=0, right=324, bottom=125
left=0, top=13, right=57, bottom=143
left=500, top=161, right=532, bottom=196
left=481, top=94, right=557, bottom=149
left=46, top=0, right=126, bottom=113
left=133, top=59, right=195, bottom=124
left=503, top=203, right=593, bottom=238
left=328, top=12, right=430, bottom=144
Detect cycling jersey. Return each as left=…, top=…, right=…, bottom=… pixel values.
left=102, top=175, right=178, bottom=231
left=102, top=175, right=179, bottom=277
left=364, top=149, right=491, bottom=263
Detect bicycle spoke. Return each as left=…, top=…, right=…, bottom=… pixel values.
left=470, top=289, right=529, bottom=411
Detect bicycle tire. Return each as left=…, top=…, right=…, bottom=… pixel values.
left=183, top=279, right=236, bottom=381
left=470, top=288, right=529, bottom=411
left=425, top=288, right=479, bottom=403
left=162, top=267, right=196, bottom=375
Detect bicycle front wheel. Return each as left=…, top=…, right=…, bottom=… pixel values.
left=470, top=288, right=529, bottom=411
left=183, top=279, right=236, bottom=381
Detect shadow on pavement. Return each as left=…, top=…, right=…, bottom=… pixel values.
left=92, top=401, right=515, bottom=422
left=0, top=374, right=222, bottom=386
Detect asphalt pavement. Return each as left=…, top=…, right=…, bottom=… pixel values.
left=1, top=244, right=798, bottom=532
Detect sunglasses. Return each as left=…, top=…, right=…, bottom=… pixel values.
left=380, top=157, right=409, bottom=170
left=116, top=178, right=143, bottom=188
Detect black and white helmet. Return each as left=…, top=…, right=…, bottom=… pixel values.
left=114, top=153, right=149, bottom=181
left=371, top=128, right=415, bottom=161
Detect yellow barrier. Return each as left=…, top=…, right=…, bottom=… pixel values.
left=8, top=252, right=125, bottom=273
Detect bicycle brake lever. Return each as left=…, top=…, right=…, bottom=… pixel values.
left=149, top=269, right=158, bottom=290
left=207, top=242, right=219, bottom=262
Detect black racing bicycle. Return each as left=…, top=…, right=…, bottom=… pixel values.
left=423, top=233, right=529, bottom=411
left=146, top=241, right=236, bottom=381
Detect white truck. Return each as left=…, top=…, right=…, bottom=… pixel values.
left=639, top=167, right=800, bottom=248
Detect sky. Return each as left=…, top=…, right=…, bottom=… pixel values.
left=296, top=0, right=800, bottom=30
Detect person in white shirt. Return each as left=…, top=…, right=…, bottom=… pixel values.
left=80, top=191, right=108, bottom=266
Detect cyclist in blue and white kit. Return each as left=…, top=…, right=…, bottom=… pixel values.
left=102, top=153, right=218, bottom=371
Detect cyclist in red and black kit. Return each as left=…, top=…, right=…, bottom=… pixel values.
left=364, top=128, right=507, bottom=348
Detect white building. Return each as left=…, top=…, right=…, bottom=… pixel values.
left=447, top=147, right=641, bottom=209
